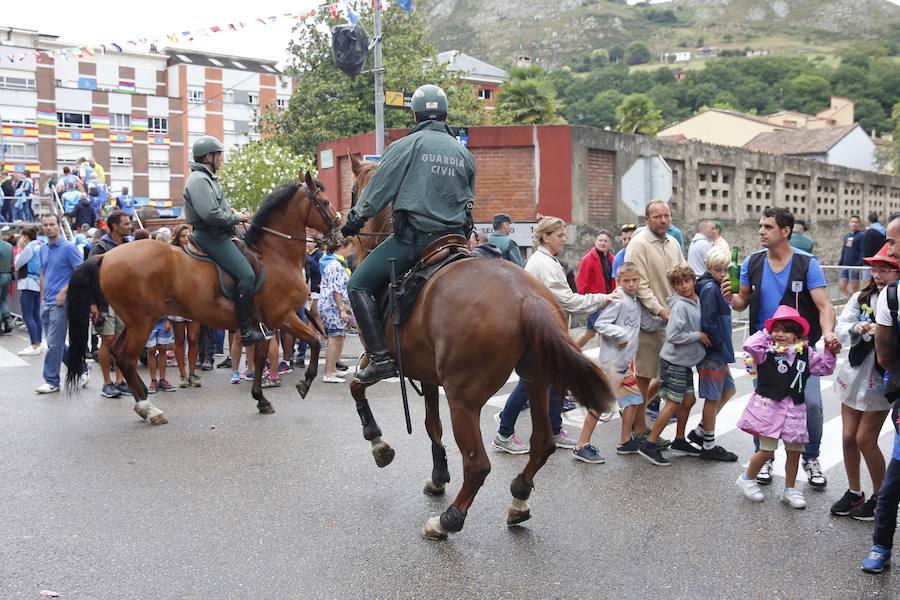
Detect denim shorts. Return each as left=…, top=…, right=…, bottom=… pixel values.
left=840, top=268, right=860, bottom=282
left=146, top=321, right=174, bottom=348
left=697, top=359, right=735, bottom=401
left=586, top=309, right=601, bottom=331
left=658, top=358, right=695, bottom=404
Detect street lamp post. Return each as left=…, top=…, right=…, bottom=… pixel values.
left=373, top=0, right=385, bottom=156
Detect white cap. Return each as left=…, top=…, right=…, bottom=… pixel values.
left=87, top=227, right=98, bottom=237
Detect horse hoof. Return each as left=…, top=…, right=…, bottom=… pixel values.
left=296, top=381, right=310, bottom=398
left=133, top=401, right=150, bottom=420
left=421, top=516, right=448, bottom=541
left=423, top=478, right=446, bottom=497
left=258, top=403, right=276, bottom=415
left=149, top=413, right=168, bottom=426
left=506, top=508, right=531, bottom=526
left=372, top=441, right=395, bottom=468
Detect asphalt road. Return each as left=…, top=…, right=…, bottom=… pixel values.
left=0, top=326, right=898, bottom=599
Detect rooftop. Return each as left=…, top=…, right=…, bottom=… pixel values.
left=436, top=51, right=508, bottom=84
left=743, top=124, right=860, bottom=155
left=163, top=48, right=282, bottom=75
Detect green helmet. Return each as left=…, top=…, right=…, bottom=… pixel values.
left=192, top=136, right=225, bottom=162
left=410, top=84, right=448, bottom=121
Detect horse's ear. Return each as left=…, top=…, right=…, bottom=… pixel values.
left=303, top=171, right=316, bottom=192
left=349, top=152, right=361, bottom=176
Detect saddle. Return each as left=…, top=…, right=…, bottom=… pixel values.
left=386, top=234, right=471, bottom=324
left=183, top=235, right=266, bottom=300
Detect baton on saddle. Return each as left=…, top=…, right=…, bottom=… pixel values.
left=388, top=258, right=413, bottom=435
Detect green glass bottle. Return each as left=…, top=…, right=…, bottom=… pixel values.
left=728, top=246, right=740, bottom=294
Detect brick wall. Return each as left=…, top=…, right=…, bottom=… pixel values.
left=471, top=146, right=535, bottom=221
left=586, top=149, right=615, bottom=223
left=338, top=154, right=353, bottom=216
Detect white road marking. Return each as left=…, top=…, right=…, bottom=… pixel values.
left=0, top=346, right=29, bottom=368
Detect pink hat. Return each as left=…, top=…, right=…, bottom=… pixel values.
left=765, top=305, right=810, bottom=338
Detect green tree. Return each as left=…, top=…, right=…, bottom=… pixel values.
left=609, top=44, right=626, bottom=63
left=626, top=41, right=652, bottom=66
left=616, top=93, right=664, bottom=135
left=855, top=98, right=889, bottom=134
left=783, top=73, right=831, bottom=114
left=494, top=76, right=564, bottom=125
left=891, top=102, right=900, bottom=173
left=218, top=140, right=315, bottom=211
left=831, top=64, right=869, bottom=98
left=270, top=0, right=487, bottom=157
left=591, top=48, right=609, bottom=67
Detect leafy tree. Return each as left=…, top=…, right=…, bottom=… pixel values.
left=626, top=41, right=652, bottom=66
left=783, top=74, right=830, bottom=114
left=609, top=44, right=626, bottom=63
left=494, top=76, right=564, bottom=125
left=218, top=140, right=315, bottom=211
left=591, top=48, right=609, bottom=67
left=831, top=64, right=869, bottom=98
left=616, top=93, right=664, bottom=135
left=270, top=0, right=487, bottom=157
left=855, top=98, right=889, bottom=134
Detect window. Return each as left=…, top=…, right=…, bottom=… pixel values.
left=110, top=155, right=133, bottom=166
left=148, top=117, right=168, bottom=134
left=0, top=75, right=36, bottom=91
left=276, top=97, right=287, bottom=110
left=188, top=88, right=205, bottom=104
left=57, top=112, right=91, bottom=129
left=477, top=88, right=493, bottom=100
left=209, top=58, right=224, bottom=67
left=177, top=54, right=193, bottom=63
left=224, top=120, right=235, bottom=134
left=247, top=92, right=259, bottom=105
left=261, top=64, right=277, bottom=73
left=223, top=89, right=235, bottom=103
left=231, top=61, right=246, bottom=69
left=148, top=159, right=169, bottom=168
left=3, top=142, right=38, bottom=161
left=111, top=113, right=131, bottom=132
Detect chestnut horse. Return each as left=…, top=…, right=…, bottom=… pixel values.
left=64, top=172, right=340, bottom=424
left=346, top=156, right=615, bottom=540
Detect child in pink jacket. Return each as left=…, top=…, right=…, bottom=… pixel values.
left=735, top=305, right=837, bottom=509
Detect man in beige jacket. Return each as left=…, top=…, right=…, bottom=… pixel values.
left=624, top=200, right=686, bottom=420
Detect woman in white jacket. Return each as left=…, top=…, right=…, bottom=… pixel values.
left=832, top=243, right=899, bottom=521
left=491, top=216, right=616, bottom=463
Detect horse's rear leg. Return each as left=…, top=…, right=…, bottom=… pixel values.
left=422, top=401, right=490, bottom=541
left=278, top=311, right=321, bottom=399
left=350, top=379, right=394, bottom=468
left=422, top=383, right=450, bottom=496
left=250, top=337, right=274, bottom=414
left=507, top=378, right=555, bottom=526
left=112, top=324, right=168, bottom=426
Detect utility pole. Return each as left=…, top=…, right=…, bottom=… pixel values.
left=373, top=0, right=385, bottom=155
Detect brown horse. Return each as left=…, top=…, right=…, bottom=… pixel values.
left=64, top=172, right=340, bottom=424
left=346, top=156, right=615, bottom=540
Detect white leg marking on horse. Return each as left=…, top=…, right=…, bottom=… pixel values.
left=421, top=515, right=448, bottom=540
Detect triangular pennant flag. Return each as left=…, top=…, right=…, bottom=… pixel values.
left=211, top=26, right=222, bottom=33
left=111, top=43, right=123, bottom=52
left=347, top=7, right=359, bottom=25
left=396, top=0, right=413, bottom=12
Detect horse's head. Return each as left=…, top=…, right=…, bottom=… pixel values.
left=349, top=154, right=378, bottom=210
left=301, top=171, right=341, bottom=243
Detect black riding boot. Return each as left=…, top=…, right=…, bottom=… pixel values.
left=348, top=290, right=398, bottom=384
left=235, top=287, right=267, bottom=346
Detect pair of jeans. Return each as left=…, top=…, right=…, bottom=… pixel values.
left=20, top=290, right=41, bottom=345
left=752, top=375, right=823, bottom=460
left=214, top=329, right=225, bottom=354
left=198, top=326, right=216, bottom=363
left=498, top=380, right=563, bottom=438
left=41, top=303, right=69, bottom=387
left=873, top=458, right=900, bottom=549
left=1, top=198, right=12, bottom=222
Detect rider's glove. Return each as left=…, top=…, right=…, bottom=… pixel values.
left=341, top=219, right=362, bottom=238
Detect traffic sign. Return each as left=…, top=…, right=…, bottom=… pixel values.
left=620, top=155, right=672, bottom=216
left=363, top=154, right=381, bottom=163
left=385, top=90, right=412, bottom=110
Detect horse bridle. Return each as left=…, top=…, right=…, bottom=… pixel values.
left=258, top=182, right=341, bottom=243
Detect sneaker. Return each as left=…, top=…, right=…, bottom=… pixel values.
left=294, top=358, right=307, bottom=368
left=861, top=545, right=892, bottom=574
left=189, top=374, right=202, bottom=388
left=700, top=445, right=738, bottom=462
left=638, top=443, right=670, bottom=466
left=101, top=383, right=122, bottom=398
left=803, top=457, right=827, bottom=489
left=597, top=410, right=616, bottom=422
left=199, top=358, right=214, bottom=371
left=492, top=433, right=530, bottom=455
left=781, top=487, right=807, bottom=509
left=554, top=429, right=578, bottom=449
left=230, top=370, right=241, bottom=384
left=736, top=473, right=765, bottom=502
left=117, top=382, right=132, bottom=396
left=322, top=375, right=346, bottom=383
left=616, top=438, right=641, bottom=455
left=278, top=360, right=292, bottom=374
left=79, top=366, right=91, bottom=388
left=179, top=376, right=190, bottom=388
left=335, top=361, right=349, bottom=371
left=687, top=428, right=703, bottom=446
left=756, top=458, right=774, bottom=485
left=148, top=380, right=158, bottom=394
left=262, top=375, right=282, bottom=388
left=635, top=429, right=672, bottom=449
left=561, top=400, right=578, bottom=412
left=158, top=379, right=176, bottom=392
left=17, top=346, right=41, bottom=356
left=831, top=489, right=865, bottom=516
left=573, top=444, right=606, bottom=464
left=850, top=496, right=878, bottom=522
left=670, top=438, right=701, bottom=456
left=216, top=357, right=232, bottom=369
left=35, top=382, right=60, bottom=394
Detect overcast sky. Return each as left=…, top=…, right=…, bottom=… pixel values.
left=7, top=0, right=900, bottom=69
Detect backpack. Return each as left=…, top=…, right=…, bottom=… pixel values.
left=882, top=282, right=900, bottom=418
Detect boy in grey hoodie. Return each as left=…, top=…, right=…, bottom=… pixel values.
left=639, top=264, right=711, bottom=466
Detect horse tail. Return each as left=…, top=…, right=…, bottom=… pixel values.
left=520, top=296, right=616, bottom=415
left=64, top=255, right=105, bottom=393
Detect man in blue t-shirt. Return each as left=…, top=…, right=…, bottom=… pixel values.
left=839, top=214, right=865, bottom=298
left=611, top=223, right=636, bottom=277
left=36, top=213, right=87, bottom=394
left=731, top=207, right=839, bottom=490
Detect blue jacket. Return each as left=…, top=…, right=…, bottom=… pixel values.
left=696, top=273, right=734, bottom=364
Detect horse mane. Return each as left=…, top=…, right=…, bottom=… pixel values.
left=245, top=183, right=299, bottom=246
left=352, top=161, right=379, bottom=209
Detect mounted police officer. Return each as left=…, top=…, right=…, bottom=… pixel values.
left=183, top=136, right=266, bottom=346
left=341, top=84, right=477, bottom=384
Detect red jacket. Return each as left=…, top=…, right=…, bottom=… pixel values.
left=576, top=248, right=616, bottom=294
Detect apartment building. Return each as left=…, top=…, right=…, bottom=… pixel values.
left=0, top=28, right=291, bottom=210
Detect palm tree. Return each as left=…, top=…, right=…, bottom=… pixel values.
left=494, top=77, right=564, bottom=125
left=616, top=93, right=664, bottom=136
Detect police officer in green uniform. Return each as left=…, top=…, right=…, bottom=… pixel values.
left=183, top=136, right=266, bottom=346
left=341, top=84, right=476, bottom=384
left=488, top=213, right=524, bottom=266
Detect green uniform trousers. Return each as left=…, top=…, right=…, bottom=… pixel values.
left=348, top=231, right=458, bottom=295
left=192, top=228, right=256, bottom=290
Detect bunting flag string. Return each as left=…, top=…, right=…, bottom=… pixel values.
left=0, top=2, right=414, bottom=63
